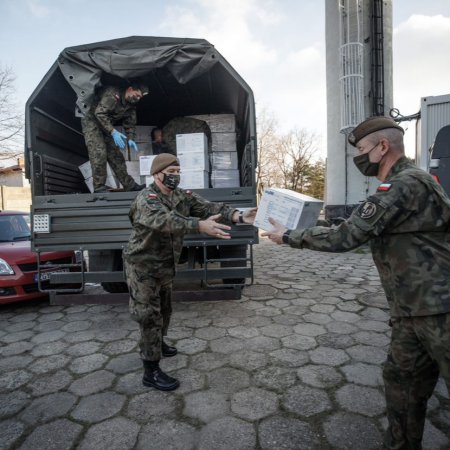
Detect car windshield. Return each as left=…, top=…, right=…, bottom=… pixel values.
left=0, top=214, right=31, bottom=242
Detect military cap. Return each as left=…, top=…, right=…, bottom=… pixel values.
left=348, top=116, right=404, bottom=146
left=151, top=153, right=180, bottom=175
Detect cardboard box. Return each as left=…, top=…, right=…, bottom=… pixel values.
left=211, top=169, right=240, bottom=188
left=176, top=133, right=208, bottom=153
left=78, top=161, right=119, bottom=192
left=188, top=114, right=236, bottom=132
left=139, top=155, right=158, bottom=176
left=254, top=188, right=323, bottom=232
left=210, top=151, right=238, bottom=170
left=177, top=150, right=209, bottom=171
left=211, top=132, right=237, bottom=152
left=179, top=170, right=209, bottom=189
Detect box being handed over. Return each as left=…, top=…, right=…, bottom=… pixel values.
left=254, top=188, right=323, bottom=232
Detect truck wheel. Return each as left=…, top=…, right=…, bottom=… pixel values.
left=219, top=245, right=247, bottom=285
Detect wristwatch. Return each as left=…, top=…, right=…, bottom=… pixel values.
left=238, top=211, right=245, bottom=224
left=282, top=229, right=292, bottom=244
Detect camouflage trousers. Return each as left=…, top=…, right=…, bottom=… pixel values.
left=383, top=313, right=450, bottom=450
left=124, top=261, right=173, bottom=362
left=81, top=116, right=136, bottom=191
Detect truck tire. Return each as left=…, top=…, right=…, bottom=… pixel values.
left=88, top=249, right=129, bottom=293
left=219, top=245, right=247, bottom=285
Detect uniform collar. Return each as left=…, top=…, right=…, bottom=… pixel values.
left=386, top=156, right=414, bottom=179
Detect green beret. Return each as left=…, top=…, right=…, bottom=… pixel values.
left=151, top=153, right=180, bottom=175
left=348, top=116, right=404, bottom=146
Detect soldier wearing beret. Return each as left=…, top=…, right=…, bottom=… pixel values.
left=81, top=82, right=149, bottom=193
left=263, top=116, right=450, bottom=449
left=123, top=153, right=257, bottom=391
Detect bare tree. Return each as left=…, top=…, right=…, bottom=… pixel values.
left=0, top=65, right=24, bottom=159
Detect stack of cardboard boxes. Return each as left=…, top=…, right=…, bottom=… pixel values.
left=176, top=133, right=209, bottom=189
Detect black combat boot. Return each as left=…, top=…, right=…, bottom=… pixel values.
left=162, top=340, right=177, bottom=357
left=142, top=360, right=179, bottom=391
left=129, top=183, right=146, bottom=191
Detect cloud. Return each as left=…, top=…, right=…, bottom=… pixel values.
left=27, top=0, right=50, bottom=18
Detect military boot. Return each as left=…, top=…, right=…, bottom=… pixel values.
left=162, top=340, right=177, bottom=357
left=142, top=360, right=179, bottom=391
left=129, top=183, right=146, bottom=191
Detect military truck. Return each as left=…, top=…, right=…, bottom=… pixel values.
left=25, top=36, right=258, bottom=298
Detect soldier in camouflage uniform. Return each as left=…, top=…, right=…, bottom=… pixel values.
left=81, top=83, right=148, bottom=193
left=123, top=153, right=256, bottom=391
left=263, top=117, right=450, bottom=450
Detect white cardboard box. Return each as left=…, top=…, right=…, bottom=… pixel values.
left=139, top=155, right=158, bottom=176
left=176, top=133, right=208, bottom=153
left=210, top=151, right=238, bottom=170
left=179, top=170, right=209, bottom=189
left=211, top=169, right=240, bottom=188
left=177, top=150, right=209, bottom=170
left=211, top=132, right=237, bottom=152
left=79, top=161, right=119, bottom=192
left=254, top=188, right=323, bottom=232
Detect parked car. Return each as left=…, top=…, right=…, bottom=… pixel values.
left=0, top=210, right=81, bottom=304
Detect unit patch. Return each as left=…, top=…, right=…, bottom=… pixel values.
left=359, top=201, right=377, bottom=219
left=146, top=193, right=158, bottom=203
left=377, top=183, right=392, bottom=192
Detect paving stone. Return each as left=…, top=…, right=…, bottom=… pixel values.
left=337, top=300, right=364, bottom=312
left=293, top=323, right=327, bottom=337
left=323, top=412, right=383, bottom=449
left=434, top=378, right=449, bottom=399
left=78, top=417, right=139, bottom=450
left=174, top=337, right=207, bottom=355
left=126, top=390, right=178, bottom=422
left=0, top=391, right=30, bottom=419
left=8, top=312, right=38, bottom=322
left=0, top=369, right=32, bottom=392
left=336, top=384, right=385, bottom=417
left=210, top=336, right=247, bottom=354
left=289, top=297, right=316, bottom=307
left=331, top=310, right=361, bottom=323
left=31, top=341, right=68, bottom=356
left=316, top=332, right=355, bottom=349
left=310, top=303, right=336, bottom=314
left=346, top=344, right=387, bottom=364
left=341, top=362, right=383, bottom=386
left=266, top=299, right=291, bottom=308
left=183, top=317, right=213, bottom=328
left=325, top=320, right=359, bottom=334
left=33, top=320, right=65, bottom=332
left=270, top=348, right=309, bottom=368
left=207, top=367, right=250, bottom=394
left=87, top=304, right=114, bottom=313
left=18, top=419, right=82, bottom=450
left=166, top=326, right=194, bottom=340
left=20, top=392, right=77, bottom=424
left=246, top=335, right=281, bottom=352
left=231, top=387, right=278, bottom=420
left=30, top=354, right=71, bottom=374
left=281, top=334, right=317, bottom=351
left=65, top=341, right=102, bottom=356
left=272, top=314, right=303, bottom=326
left=184, top=390, right=229, bottom=422
left=260, top=324, right=293, bottom=338
left=228, top=325, right=260, bottom=339
left=64, top=305, right=88, bottom=313
left=0, top=419, right=25, bottom=450
left=190, top=352, right=229, bottom=371
left=282, top=385, right=332, bottom=417
left=37, top=312, right=65, bottom=322
left=361, top=307, right=390, bottom=321
left=106, top=353, right=141, bottom=374
left=194, top=326, right=227, bottom=340
left=28, top=370, right=73, bottom=396
left=283, top=305, right=309, bottom=316
left=71, top=392, right=125, bottom=423
left=212, top=316, right=242, bottom=327
left=230, top=350, right=268, bottom=371
left=302, top=312, right=332, bottom=325
left=63, top=330, right=97, bottom=343
left=102, top=339, right=136, bottom=355
left=198, top=416, right=256, bottom=450
left=69, top=370, right=115, bottom=396
left=1, top=330, right=34, bottom=344
left=160, top=353, right=188, bottom=372
left=31, top=330, right=65, bottom=344
left=356, top=319, right=391, bottom=332
left=0, top=341, right=33, bottom=357
left=61, top=320, right=91, bottom=332
left=297, top=364, right=343, bottom=388
left=93, top=329, right=129, bottom=342
left=258, top=415, right=320, bottom=450
left=0, top=355, right=32, bottom=373
left=353, top=330, right=390, bottom=347
left=4, top=321, right=34, bottom=332
left=422, top=419, right=450, bottom=450
left=308, top=346, right=350, bottom=366
left=255, top=306, right=282, bottom=317
left=70, top=353, right=109, bottom=374
left=253, top=366, right=298, bottom=392
left=136, top=419, right=198, bottom=450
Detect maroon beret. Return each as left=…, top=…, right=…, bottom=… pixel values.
left=348, top=117, right=404, bottom=146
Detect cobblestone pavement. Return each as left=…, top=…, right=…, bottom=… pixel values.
left=1, top=239, right=449, bottom=450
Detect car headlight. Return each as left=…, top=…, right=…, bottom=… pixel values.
left=0, top=258, right=15, bottom=275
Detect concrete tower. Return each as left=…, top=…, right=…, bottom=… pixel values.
left=325, top=0, right=393, bottom=219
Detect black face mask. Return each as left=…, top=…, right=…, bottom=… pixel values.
left=162, top=173, right=180, bottom=190
left=353, top=142, right=381, bottom=176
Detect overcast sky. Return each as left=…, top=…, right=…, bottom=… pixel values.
left=1, top=0, right=449, bottom=160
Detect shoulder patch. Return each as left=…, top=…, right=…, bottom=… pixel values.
left=358, top=201, right=378, bottom=219
left=186, top=190, right=192, bottom=196
left=146, top=193, right=158, bottom=202
left=377, top=183, right=392, bottom=192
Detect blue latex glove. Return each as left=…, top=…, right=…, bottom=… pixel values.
left=128, top=140, right=139, bottom=152
left=111, top=130, right=127, bottom=149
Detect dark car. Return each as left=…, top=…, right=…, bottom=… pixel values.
left=0, top=210, right=80, bottom=304
left=429, top=125, right=450, bottom=197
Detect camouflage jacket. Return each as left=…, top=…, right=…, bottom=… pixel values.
left=123, top=183, right=237, bottom=275
left=288, top=157, right=450, bottom=317
left=84, top=86, right=137, bottom=139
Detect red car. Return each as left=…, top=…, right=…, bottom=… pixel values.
left=0, top=210, right=80, bottom=304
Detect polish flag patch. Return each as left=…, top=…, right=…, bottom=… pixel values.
left=377, top=183, right=392, bottom=192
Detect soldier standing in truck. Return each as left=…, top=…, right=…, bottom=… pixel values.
left=81, top=82, right=148, bottom=193
left=123, top=153, right=257, bottom=391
